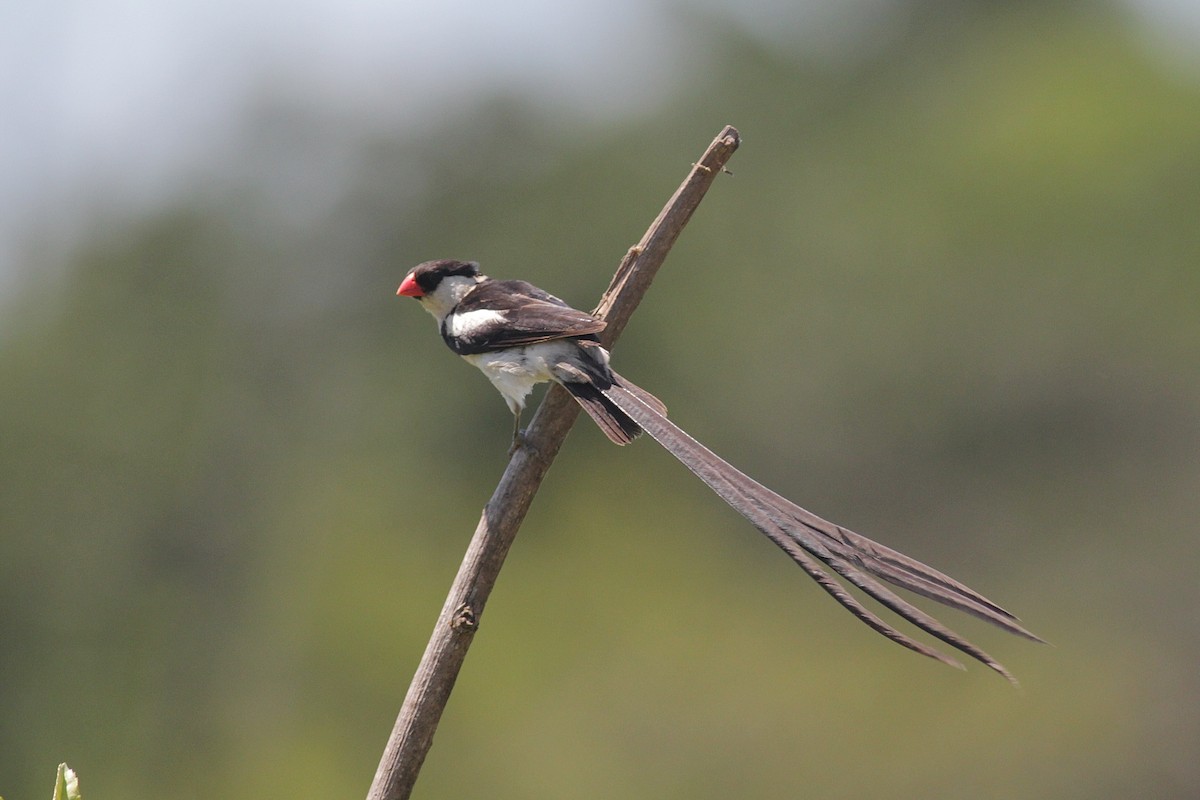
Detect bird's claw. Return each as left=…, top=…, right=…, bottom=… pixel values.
left=508, top=428, right=529, bottom=457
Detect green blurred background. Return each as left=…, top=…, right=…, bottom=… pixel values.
left=3, top=1, right=1199, bottom=797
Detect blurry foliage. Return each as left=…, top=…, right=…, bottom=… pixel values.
left=3, top=3, right=1199, bottom=799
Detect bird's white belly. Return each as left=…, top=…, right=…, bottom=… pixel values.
left=463, top=343, right=572, bottom=413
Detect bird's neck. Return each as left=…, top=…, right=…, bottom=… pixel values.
left=420, top=275, right=485, bottom=322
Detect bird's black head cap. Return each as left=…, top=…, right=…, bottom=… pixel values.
left=400, top=259, right=480, bottom=297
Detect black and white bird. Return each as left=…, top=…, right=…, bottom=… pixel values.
left=398, top=258, right=1041, bottom=682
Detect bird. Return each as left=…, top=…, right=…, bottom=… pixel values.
left=397, top=258, right=1042, bottom=683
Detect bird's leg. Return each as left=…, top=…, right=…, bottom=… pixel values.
left=508, top=409, right=525, bottom=456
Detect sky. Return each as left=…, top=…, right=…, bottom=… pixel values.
left=2, top=0, right=1198, bottom=293
left=0, top=0, right=677, bottom=280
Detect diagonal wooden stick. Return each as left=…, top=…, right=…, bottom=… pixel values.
left=366, top=126, right=741, bottom=800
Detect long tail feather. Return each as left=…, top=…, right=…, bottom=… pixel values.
left=561, top=379, right=641, bottom=445
left=601, top=373, right=1040, bottom=683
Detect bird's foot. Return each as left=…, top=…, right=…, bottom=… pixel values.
left=507, top=428, right=529, bottom=457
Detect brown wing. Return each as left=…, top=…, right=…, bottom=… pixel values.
left=445, top=280, right=606, bottom=354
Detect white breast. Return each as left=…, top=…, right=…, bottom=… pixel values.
left=462, top=341, right=578, bottom=415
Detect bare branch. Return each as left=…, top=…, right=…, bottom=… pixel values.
left=366, top=126, right=741, bottom=800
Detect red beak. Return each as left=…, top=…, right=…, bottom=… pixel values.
left=397, top=274, right=423, bottom=297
